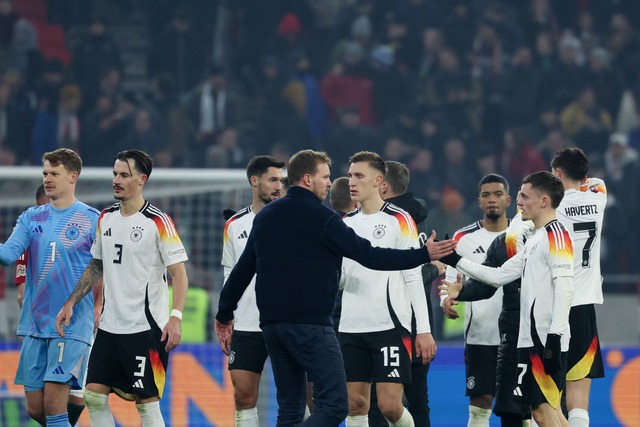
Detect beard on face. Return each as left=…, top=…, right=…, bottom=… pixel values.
left=485, top=210, right=502, bottom=220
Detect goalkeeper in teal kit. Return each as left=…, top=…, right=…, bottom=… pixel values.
left=0, top=148, right=98, bottom=427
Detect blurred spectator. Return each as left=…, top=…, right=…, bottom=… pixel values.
left=406, top=148, right=443, bottom=207
left=438, top=136, right=477, bottom=204
left=604, top=132, right=638, bottom=188
left=520, top=0, right=560, bottom=46
left=268, top=13, right=310, bottom=63
left=33, top=60, right=66, bottom=110
left=146, top=73, right=192, bottom=167
left=370, top=45, right=413, bottom=124
left=119, top=108, right=171, bottom=167
left=416, top=28, right=445, bottom=103
left=527, top=102, right=560, bottom=145
left=395, top=0, right=443, bottom=45
left=0, top=81, right=28, bottom=164
left=184, top=64, right=238, bottom=167
left=205, top=127, right=245, bottom=169
left=324, top=105, right=379, bottom=175
left=255, top=56, right=309, bottom=158
left=499, top=127, right=546, bottom=184
left=81, top=94, right=130, bottom=166
left=603, top=132, right=640, bottom=271
left=607, top=13, right=640, bottom=88
left=0, top=0, right=38, bottom=75
left=501, top=45, right=543, bottom=128
left=148, top=6, right=208, bottom=95
left=536, top=129, right=572, bottom=165
left=533, top=30, right=556, bottom=72
left=380, top=14, right=415, bottom=71
left=540, top=31, right=588, bottom=108
left=426, top=186, right=472, bottom=237
left=586, top=47, right=624, bottom=122
left=560, top=85, right=613, bottom=155
left=380, top=102, right=421, bottom=149
left=288, top=50, right=328, bottom=145
left=321, top=42, right=375, bottom=125
left=472, top=145, right=499, bottom=185
left=443, top=1, right=475, bottom=57
left=2, top=68, right=35, bottom=164
left=424, top=48, right=481, bottom=135
left=575, top=9, right=603, bottom=57
left=71, top=16, right=122, bottom=109
left=32, top=84, right=83, bottom=164
left=417, top=112, right=448, bottom=155
left=330, top=14, right=375, bottom=66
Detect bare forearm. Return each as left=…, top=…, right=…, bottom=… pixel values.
left=69, top=259, right=103, bottom=305
left=168, top=262, right=188, bottom=311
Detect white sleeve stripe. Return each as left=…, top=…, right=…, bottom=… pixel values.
left=549, top=221, right=566, bottom=250
left=146, top=205, right=178, bottom=238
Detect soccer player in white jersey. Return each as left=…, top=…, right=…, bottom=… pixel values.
left=1, top=149, right=99, bottom=427
left=442, top=174, right=511, bottom=427
left=550, top=148, right=606, bottom=427
left=440, top=171, right=574, bottom=427
left=218, top=155, right=284, bottom=426
left=340, top=151, right=436, bottom=427
left=56, top=149, right=189, bottom=426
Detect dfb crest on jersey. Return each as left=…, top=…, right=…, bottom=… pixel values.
left=373, top=224, right=386, bottom=239
left=130, top=226, right=144, bottom=242
left=65, top=224, right=80, bottom=240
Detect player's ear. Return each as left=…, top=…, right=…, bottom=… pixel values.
left=139, top=174, right=148, bottom=186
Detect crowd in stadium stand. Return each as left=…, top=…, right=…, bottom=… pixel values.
left=0, top=0, right=639, bottom=274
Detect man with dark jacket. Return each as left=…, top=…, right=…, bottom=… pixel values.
left=215, top=150, right=456, bottom=427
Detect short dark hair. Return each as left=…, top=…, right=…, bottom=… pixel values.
left=478, top=173, right=509, bottom=194
left=42, top=148, right=82, bottom=175
left=288, top=150, right=332, bottom=184
left=36, top=184, right=46, bottom=201
left=383, top=161, right=409, bottom=194
left=349, top=151, right=386, bottom=176
left=330, top=177, right=352, bottom=213
left=246, top=155, right=285, bottom=183
left=550, top=147, right=589, bottom=181
left=522, top=171, right=565, bottom=208
left=115, top=149, right=153, bottom=177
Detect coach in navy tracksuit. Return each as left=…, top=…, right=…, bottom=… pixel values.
left=216, top=149, right=455, bottom=427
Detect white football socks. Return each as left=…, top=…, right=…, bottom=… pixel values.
left=235, top=407, right=259, bottom=427
left=468, top=405, right=491, bottom=427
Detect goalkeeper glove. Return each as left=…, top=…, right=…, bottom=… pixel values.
left=543, top=333, right=562, bottom=375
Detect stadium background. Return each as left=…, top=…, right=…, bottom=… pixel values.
left=0, top=0, right=639, bottom=426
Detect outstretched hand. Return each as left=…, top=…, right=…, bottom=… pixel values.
left=425, top=231, right=456, bottom=261
left=439, top=273, right=463, bottom=300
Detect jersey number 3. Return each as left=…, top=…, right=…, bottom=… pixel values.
left=114, top=244, right=123, bottom=264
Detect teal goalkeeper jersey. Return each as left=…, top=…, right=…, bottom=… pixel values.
left=0, top=201, right=99, bottom=344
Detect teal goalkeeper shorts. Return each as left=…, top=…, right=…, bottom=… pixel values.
left=15, top=336, right=90, bottom=392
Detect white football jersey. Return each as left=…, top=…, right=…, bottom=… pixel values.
left=556, top=184, right=606, bottom=306
left=445, top=221, right=505, bottom=346
left=221, top=206, right=260, bottom=332
left=92, top=202, right=188, bottom=334
left=456, top=220, right=574, bottom=351
left=339, top=203, right=430, bottom=334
